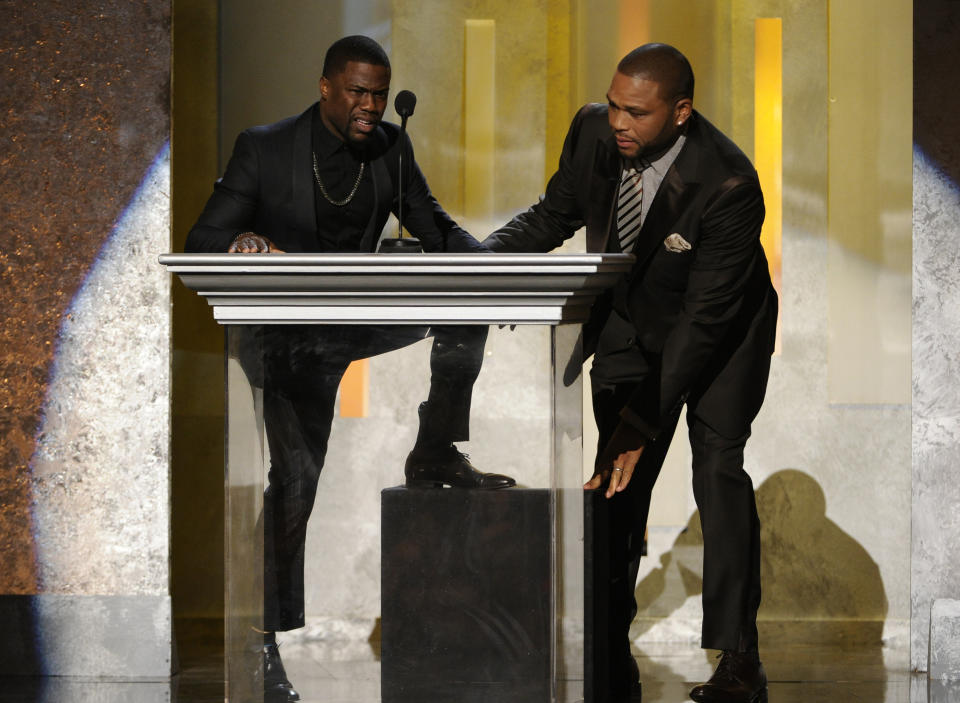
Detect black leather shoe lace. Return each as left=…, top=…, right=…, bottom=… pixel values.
left=710, top=651, right=740, bottom=685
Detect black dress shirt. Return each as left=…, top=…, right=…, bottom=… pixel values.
left=186, top=101, right=487, bottom=255
left=310, top=106, right=378, bottom=252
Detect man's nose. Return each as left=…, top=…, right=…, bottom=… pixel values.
left=359, top=93, right=377, bottom=112
left=609, top=110, right=628, bottom=131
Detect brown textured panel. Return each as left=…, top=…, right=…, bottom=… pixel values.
left=0, top=1, right=170, bottom=593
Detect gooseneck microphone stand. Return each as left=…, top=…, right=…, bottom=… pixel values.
left=394, top=90, right=417, bottom=241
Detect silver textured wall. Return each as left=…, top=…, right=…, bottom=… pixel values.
left=0, top=1, right=172, bottom=677
left=911, top=0, right=960, bottom=671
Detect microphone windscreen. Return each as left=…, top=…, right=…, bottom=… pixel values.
left=395, top=90, right=417, bottom=118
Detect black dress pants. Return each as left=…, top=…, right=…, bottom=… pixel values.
left=235, top=323, right=488, bottom=631
left=590, top=312, right=762, bottom=658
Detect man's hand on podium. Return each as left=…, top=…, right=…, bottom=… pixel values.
left=228, top=232, right=285, bottom=253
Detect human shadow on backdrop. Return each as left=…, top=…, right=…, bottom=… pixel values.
left=630, top=469, right=888, bottom=701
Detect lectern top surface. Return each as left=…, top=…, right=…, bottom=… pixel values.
left=159, top=252, right=633, bottom=272
left=158, top=252, right=635, bottom=325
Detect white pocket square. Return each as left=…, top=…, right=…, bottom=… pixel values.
left=663, top=233, right=692, bottom=253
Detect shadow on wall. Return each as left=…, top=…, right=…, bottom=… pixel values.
left=633, top=468, right=888, bottom=641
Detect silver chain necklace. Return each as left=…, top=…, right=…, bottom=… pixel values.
left=312, top=152, right=365, bottom=206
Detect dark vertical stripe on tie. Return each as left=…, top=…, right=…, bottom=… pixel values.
left=617, top=168, right=642, bottom=251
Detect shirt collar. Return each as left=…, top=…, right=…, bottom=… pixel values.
left=623, top=133, right=687, bottom=176
left=312, top=104, right=363, bottom=160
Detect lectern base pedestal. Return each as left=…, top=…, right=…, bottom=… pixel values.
left=381, top=486, right=551, bottom=702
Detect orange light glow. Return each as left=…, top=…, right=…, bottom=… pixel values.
left=339, top=359, right=369, bottom=418
left=755, top=17, right=782, bottom=350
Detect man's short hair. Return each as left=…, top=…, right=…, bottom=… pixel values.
left=617, top=43, right=694, bottom=103
left=322, top=35, right=390, bottom=78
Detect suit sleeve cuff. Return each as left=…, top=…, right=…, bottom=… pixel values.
left=619, top=406, right=660, bottom=444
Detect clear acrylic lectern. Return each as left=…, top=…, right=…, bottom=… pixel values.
left=161, top=253, right=632, bottom=703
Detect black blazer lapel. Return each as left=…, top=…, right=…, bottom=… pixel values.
left=585, top=137, right=620, bottom=252
left=361, top=155, right=393, bottom=251
left=630, top=137, right=702, bottom=268
left=359, top=126, right=394, bottom=252
left=291, top=105, right=317, bottom=240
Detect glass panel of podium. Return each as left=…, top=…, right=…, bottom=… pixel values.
left=224, top=321, right=584, bottom=703
left=160, top=251, right=634, bottom=703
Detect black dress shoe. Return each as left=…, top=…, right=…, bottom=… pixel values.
left=689, top=650, right=767, bottom=703
left=404, top=444, right=516, bottom=489
left=263, top=642, right=300, bottom=702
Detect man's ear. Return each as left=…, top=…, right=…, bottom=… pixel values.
left=319, top=77, right=329, bottom=100
left=675, top=97, right=693, bottom=126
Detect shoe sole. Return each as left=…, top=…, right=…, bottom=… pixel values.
left=405, top=479, right=447, bottom=488
left=405, top=478, right=516, bottom=490
left=690, top=685, right=767, bottom=703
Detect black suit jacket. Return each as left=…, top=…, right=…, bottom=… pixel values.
left=485, top=105, right=777, bottom=440
left=186, top=103, right=486, bottom=254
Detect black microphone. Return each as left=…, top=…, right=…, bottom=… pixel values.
left=393, top=90, right=418, bottom=245
left=395, top=90, right=417, bottom=120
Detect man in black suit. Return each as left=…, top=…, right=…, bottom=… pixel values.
left=485, top=44, right=777, bottom=703
left=187, top=35, right=513, bottom=702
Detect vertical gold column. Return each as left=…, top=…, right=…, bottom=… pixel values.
left=546, top=0, right=575, bottom=185
left=618, top=0, right=651, bottom=57
left=827, top=0, right=911, bottom=403
left=464, top=19, right=496, bottom=221
left=171, top=0, right=225, bottom=623
left=754, top=18, right=782, bottom=324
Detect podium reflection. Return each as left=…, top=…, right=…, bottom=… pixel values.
left=224, top=323, right=582, bottom=702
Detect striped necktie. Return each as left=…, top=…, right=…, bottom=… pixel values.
left=617, top=165, right=643, bottom=252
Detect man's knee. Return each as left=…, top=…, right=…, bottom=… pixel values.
left=689, top=419, right=757, bottom=513
left=429, top=325, right=488, bottom=377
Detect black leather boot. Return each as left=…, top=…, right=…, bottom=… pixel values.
left=262, top=641, right=300, bottom=702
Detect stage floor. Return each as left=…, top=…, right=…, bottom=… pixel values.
left=0, top=636, right=956, bottom=702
